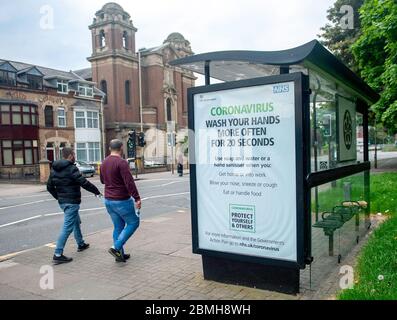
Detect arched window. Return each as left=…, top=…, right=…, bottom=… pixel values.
left=99, top=30, right=106, bottom=48
left=44, top=105, right=54, bottom=128
left=125, top=80, right=131, bottom=105
left=122, top=31, right=128, bottom=49
left=166, top=98, right=172, bottom=122
left=100, top=80, right=108, bottom=104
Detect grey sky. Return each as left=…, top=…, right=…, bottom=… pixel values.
left=0, top=0, right=335, bottom=72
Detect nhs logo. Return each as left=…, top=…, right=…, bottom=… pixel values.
left=273, top=84, right=289, bottom=94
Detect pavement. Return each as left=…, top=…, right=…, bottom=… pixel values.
left=0, top=209, right=294, bottom=300
left=0, top=202, right=385, bottom=300
left=0, top=162, right=395, bottom=300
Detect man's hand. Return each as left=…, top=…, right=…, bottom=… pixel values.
left=135, top=200, right=142, bottom=209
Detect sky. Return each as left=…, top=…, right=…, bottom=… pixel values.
left=0, top=0, right=335, bottom=72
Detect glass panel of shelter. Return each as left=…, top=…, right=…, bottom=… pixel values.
left=301, top=68, right=371, bottom=290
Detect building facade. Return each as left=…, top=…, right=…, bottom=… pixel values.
left=0, top=59, right=104, bottom=180
left=75, top=3, right=195, bottom=165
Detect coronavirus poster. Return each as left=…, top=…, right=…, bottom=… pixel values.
left=193, top=81, right=298, bottom=262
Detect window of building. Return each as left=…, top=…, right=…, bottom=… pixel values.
left=87, top=111, right=99, bottom=128
left=22, top=106, right=31, bottom=125
left=125, top=80, right=131, bottom=105
left=0, top=71, right=16, bottom=86
left=24, top=140, right=33, bottom=164
left=123, top=31, right=128, bottom=49
left=78, top=84, right=93, bottom=97
left=11, top=105, right=21, bottom=125
left=58, top=142, right=66, bottom=160
left=31, top=107, right=38, bottom=125
left=57, top=80, right=69, bottom=94
left=1, top=140, right=13, bottom=165
left=58, top=107, right=66, bottom=127
left=27, top=74, right=43, bottom=90
left=88, top=142, right=100, bottom=162
left=166, top=98, right=172, bottom=122
left=0, top=105, right=11, bottom=125
left=0, top=139, right=38, bottom=166
left=99, top=30, right=106, bottom=48
left=75, top=111, right=86, bottom=128
left=76, top=142, right=100, bottom=162
left=44, top=106, right=54, bottom=127
left=13, top=140, right=24, bottom=165
left=100, top=80, right=108, bottom=104
left=76, top=143, right=87, bottom=162
left=0, top=104, right=37, bottom=126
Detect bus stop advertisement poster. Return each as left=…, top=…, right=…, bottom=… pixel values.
left=190, top=74, right=306, bottom=268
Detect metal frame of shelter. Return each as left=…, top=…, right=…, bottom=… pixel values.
left=170, top=40, right=379, bottom=294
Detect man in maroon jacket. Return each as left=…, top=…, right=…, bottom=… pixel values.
left=100, top=139, right=142, bottom=262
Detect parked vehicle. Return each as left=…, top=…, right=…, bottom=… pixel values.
left=75, top=161, right=95, bottom=177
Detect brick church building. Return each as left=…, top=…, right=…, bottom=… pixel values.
left=75, top=2, right=195, bottom=166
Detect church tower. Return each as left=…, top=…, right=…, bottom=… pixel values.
left=88, top=2, right=140, bottom=149
left=87, top=3, right=195, bottom=164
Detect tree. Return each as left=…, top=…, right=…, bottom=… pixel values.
left=352, top=0, right=397, bottom=132
left=318, top=0, right=364, bottom=72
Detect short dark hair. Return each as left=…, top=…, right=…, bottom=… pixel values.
left=62, top=147, right=74, bottom=159
left=109, top=139, right=123, bottom=151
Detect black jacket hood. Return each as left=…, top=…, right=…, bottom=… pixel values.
left=52, top=160, right=73, bottom=172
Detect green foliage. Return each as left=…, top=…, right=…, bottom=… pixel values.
left=315, top=172, right=397, bottom=215
left=314, top=172, right=397, bottom=299
left=352, top=0, right=397, bottom=132
left=338, top=215, right=397, bottom=300
left=319, top=0, right=364, bottom=71
left=179, top=135, right=189, bottom=157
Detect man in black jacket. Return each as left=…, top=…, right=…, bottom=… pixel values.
left=47, top=147, right=101, bottom=264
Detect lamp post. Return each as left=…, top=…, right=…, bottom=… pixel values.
left=138, top=48, right=144, bottom=133
left=138, top=48, right=145, bottom=174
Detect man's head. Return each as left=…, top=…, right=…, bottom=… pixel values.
left=62, top=147, right=75, bottom=163
left=109, top=139, right=123, bottom=156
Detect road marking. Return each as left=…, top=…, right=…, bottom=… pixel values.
left=141, top=192, right=190, bottom=201
left=0, top=193, right=48, bottom=201
left=0, top=194, right=102, bottom=213
left=43, top=212, right=63, bottom=217
left=0, top=247, right=44, bottom=262
left=0, top=215, right=42, bottom=229
left=137, top=178, right=188, bottom=183
left=0, top=192, right=189, bottom=229
left=0, top=199, right=52, bottom=211
left=158, top=181, right=182, bottom=187
left=43, top=207, right=106, bottom=217
left=0, top=260, right=19, bottom=268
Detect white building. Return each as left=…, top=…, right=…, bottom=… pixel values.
left=73, top=99, right=103, bottom=164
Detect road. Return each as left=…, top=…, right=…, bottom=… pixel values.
left=0, top=171, right=190, bottom=257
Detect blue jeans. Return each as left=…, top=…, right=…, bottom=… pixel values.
left=104, top=198, right=140, bottom=253
left=55, top=204, right=84, bottom=255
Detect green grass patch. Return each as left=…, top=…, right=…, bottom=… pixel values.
left=330, top=172, right=397, bottom=300
left=314, top=172, right=397, bottom=215
left=338, top=215, right=397, bottom=300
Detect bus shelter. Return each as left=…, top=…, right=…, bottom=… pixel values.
left=170, top=40, right=379, bottom=294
